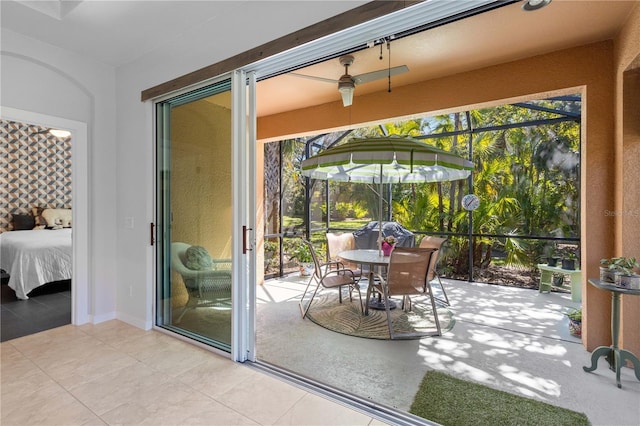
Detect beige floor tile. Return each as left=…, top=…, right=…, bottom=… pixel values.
left=177, top=356, right=259, bottom=399
left=115, top=329, right=188, bottom=361
left=43, top=344, right=140, bottom=389
left=99, top=380, right=216, bottom=425
left=1, top=366, right=57, bottom=405
left=79, top=319, right=150, bottom=348
left=1, top=380, right=103, bottom=426
left=0, top=344, right=43, bottom=384
left=179, top=405, right=261, bottom=426
left=138, top=340, right=214, bottom=377
left=7, top=326, right=95, bottom=361
left=216, top=371, right=307, bottom=425
left=274, top=392, right=374, bottom=425
left=68, top=362, right=172, bottom=415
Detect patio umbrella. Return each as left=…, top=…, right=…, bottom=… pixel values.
left=301, top=135, right=474, bottom=253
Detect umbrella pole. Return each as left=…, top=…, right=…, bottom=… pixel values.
left=378, top=166, right=383, bottom=256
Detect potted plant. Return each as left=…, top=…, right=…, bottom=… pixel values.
left=599, top=258, right=616, bottom=283
left=566, top=308, right=582, bottom=337
left=547, top=256, right=560, bottom=267
left=552, top=274, right=565, bottom=287
left=290, top=240, right=314, bottom=276
left=607, top=257, right=640, bottom=289
left=543, top=245, right=559, bottom=267
left=561, top=252, right=577, bottom=271
left=378, top=235, right=398, bottom=256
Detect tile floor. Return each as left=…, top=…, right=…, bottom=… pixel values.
left=0, top=320, right=389, bottom=426
left=0, top=281, right=71, bottom=342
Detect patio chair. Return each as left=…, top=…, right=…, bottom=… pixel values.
left=419, top=236, right=449, bottom=306
left=326, top=232, right=363, bottom=282
left=366, top=247, right=441, bottom=339
left=171, top=242, right=232, bottom=322
left=299, top=239, right=363, bottom=319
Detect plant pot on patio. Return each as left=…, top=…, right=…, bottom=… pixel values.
left=566, top=308, right=582, bottom=338
left=561, top=258, right=575, bottom=270
left=553, top=274, right=564, bottom=287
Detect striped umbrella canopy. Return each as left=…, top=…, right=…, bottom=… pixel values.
left=301, top=136, right=473, bottom=254
left=301, top=136, right=473, bottom=183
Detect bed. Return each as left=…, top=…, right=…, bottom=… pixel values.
left=0, top=228, right=72, bottom=299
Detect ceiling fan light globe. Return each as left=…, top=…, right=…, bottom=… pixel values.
left=338, top=82, right=354, bottom=107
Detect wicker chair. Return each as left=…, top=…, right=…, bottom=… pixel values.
left=366, top=247, right=441, bottom=338
left=171, top=242, right=232, bottom=323
left=298, top=239, right=363, bottom=319
left=419, top=236, right=449, bottom=306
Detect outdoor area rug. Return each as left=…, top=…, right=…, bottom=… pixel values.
left=305, top=292, right=454, bottom=339
left=410, top=371, right=589, bottom=426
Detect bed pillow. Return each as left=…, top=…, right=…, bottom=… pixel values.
left=41, top=208, right=72, bottom=230
left=32, top=206, right=47, bottom=230
left=12, top=214, right=35, bottom=230
left=185, top=246, right=213, bottom=270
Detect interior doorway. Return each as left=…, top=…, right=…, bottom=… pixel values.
left=0, top=107, right=89, bottom=332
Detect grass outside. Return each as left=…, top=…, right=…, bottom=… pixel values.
left=410, top=371, right=589, bottom=426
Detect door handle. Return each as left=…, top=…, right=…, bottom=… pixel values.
left=243, top=225, right=253, bottom=254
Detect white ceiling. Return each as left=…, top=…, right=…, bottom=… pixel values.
left=0, top=0, right=367, bottom=67
left=2, top=0, right=637, bottom=117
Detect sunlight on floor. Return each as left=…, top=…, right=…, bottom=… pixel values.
left=257, top=275, right=640, bottom=425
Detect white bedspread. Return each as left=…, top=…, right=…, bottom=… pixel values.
left=0, top=229, right=72, bottom=299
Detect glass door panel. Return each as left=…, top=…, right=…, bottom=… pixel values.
left=156, top=79, right=233, bottom=351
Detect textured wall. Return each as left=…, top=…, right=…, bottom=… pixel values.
left=614, top=3, right=640, bottom=361
left=169, top=96, right=232, bottom=307
left=0, top=119, right=72, bottom=233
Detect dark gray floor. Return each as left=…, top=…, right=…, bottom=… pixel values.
left=0, top=280, right=71, bottom=342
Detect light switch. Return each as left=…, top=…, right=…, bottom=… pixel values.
left=124, top=217, right=134, bottom=229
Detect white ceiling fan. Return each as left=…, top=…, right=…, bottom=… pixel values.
left=289, top=55, right=409, bottom=107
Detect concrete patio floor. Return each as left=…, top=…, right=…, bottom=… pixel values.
left=256, top=275, right=640, bottom=425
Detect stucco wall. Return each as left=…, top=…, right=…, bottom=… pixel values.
left=258, top=41, right=623, bottom=352
left=170, top=100, right=233, bottom=259
left=614, top=3, right=640, bottom=359
left=168, top=99, right=233, bottom=308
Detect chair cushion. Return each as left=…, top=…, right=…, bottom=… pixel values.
left=185, top=245, right=213, bottom=270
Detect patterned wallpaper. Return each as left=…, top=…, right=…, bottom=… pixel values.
left=0, top=119, right=72, bottom=232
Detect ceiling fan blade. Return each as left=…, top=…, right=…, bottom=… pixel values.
left=288, top=72, right=339, bottom=84
left=352, top=65, right=409, bottom=85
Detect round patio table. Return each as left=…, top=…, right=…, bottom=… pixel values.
left=338, top=249, right=395, bottom=312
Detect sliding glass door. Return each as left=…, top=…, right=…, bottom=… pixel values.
left=155, top=73, right=255, bottom=357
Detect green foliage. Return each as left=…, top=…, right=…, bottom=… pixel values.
left=330, top=201, right=368, bottom=220
left=566, top=308, right=582, bottom=321
left=274, top=98, right=580, bottom=279
left=285, top=239, right=312, bottom=263
left=605, top=257, right=639, bottom=276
